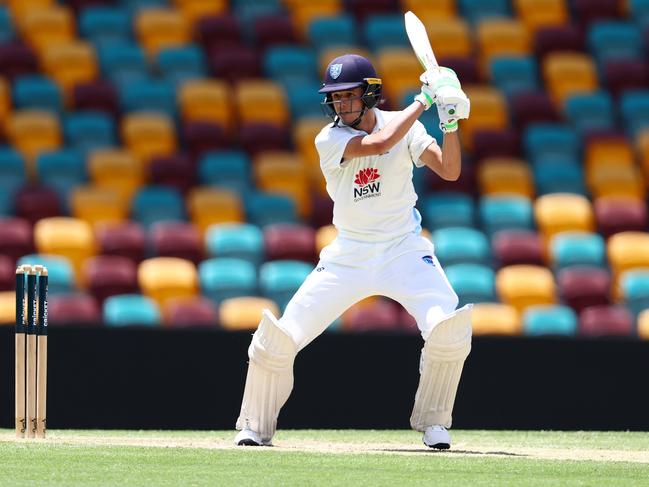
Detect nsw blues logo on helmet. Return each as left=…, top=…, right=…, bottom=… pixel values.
left=329, top=63, right=343, bottom=79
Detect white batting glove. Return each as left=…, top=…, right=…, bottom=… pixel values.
left=420, top=67, right=470, bottom=133
left=414, top=83, right=435, bottom=110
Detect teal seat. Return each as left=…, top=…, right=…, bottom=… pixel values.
left=264, top=46, right=318, bottom=87
left=132, top=186, right=185, bottom=227
left=620, top=270, right=649, bottom=316
left=523, top=305, right=578, bottom=336
left=432, top=227, right=490, bottom=266
left=564, top=92, right=614, bottom=134
left=36, top=149, right=86, bottom=205
left=479, top=195, right=533, bottom=236
left=550, top=232, right=606, bottom=270
left=79, top=6, right=131, bottom=47
left=364, top=14, right=409, bottom=51
left=490, top=57, right=539, bottom=97
left=459, top=0, right=510, bottom=23
left=588, top=21, right=643, bottom=65
left=98, top=44, right=148, bottom=87
left=120, top=79, right=176, bottom=117
left=630, top=0, right=649, bottom=29
left=523, top=123, right=579, bottom=165
left=259, top=260, right=312, bottom=311
left=63, top=111, right=116, bottom=154
left=0, top=191, right=11, bottom=215
left=198, top=150, right=251, bottom=195
left=308, top=15, right=357, bottom=49
left=157, top=45, right=207, bottom=86
left=13, top=75, right=62, bottom=113
left=246, top=192, right=297, bottom=227
left=199, top=257, right=257, bottom=303
left=286, top=82, right=325, bottom=120
left=0, top=7, right=14, bottom=43
left=0, top=147, right=26, bottom=194
left=103, top=294, right=161, bottom=327
left=533, top=161, right=586, bottom=196
left=421, top=192, right=474, bottom=231
left=205, top=223, right=264, bottom=265
left=17, top=254, right=74, bottom=295
left=445, top=263, right=495, bottom=307
left=620, top=90, right=649, bottom=136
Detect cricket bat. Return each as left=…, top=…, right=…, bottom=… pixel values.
left=404, top=11, right=439, bottom=72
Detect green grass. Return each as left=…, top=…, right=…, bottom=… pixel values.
left=1, top=430, right=648, bottom=486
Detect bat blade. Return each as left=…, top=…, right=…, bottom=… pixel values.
left=404, top=11, right=438, bottom=71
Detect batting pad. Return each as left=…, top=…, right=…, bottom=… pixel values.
left=410, top=304, right=472, bottom=431
left=236, top=309, right=297, bottom=442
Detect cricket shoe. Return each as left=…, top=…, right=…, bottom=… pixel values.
left=234, top=428, right=272, bottom=446
left=422, top=425, right=451, bottom=450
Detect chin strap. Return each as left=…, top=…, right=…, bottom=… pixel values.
left=348, top=106, right=367, bottom=128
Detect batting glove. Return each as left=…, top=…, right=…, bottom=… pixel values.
left=436, top=87, right=471, bottom=133
left=414, top=83, right=436, bottom=110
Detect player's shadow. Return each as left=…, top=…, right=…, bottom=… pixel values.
left=380, top=448, right=526, bottom=457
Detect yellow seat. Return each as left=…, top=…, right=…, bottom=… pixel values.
left=7, top=0, right=54, bottom=28
left=7, top=110, right=61, bottom=169
left=121, top=113, right=177, bottom=165
left=187, top=187, right=244, bottom=233
left=138, top=257, right=198, bottom=307
left=290, top=0, right=342, bottom=37
left=20, top=6, right=75, bottom=56
left=33, top=217, right=97, bottom=278
left=423, top=18, right=472, bottom=59
left=41, top=42, right=98, bottom=96
left=635, top=128, right=649, bottom=181
left=0, top=291, right=16, bottom=324
left=172, top=0, right=228, bottom=26
left=88, top=149, right=145, bottom=200
left=496, top=265, right=556, bottom=314
left=70, top=186, right=130, bottom=226
left=637, top=309, right=649, bottom=340
left=584, top=138, right=635, bottom=173
left=608, top=232, right=649, bottom=278
left=319, top=46, right=373, bottom=78
left=477, top=158, right=534, bottom=198
left=316, top=224, right=337, bottom=253
left=460, top=86, right=508, bottom=149
left=543, top=52, right=598, bottom=107
left=586, top=163, right=645, bottom=200
left=136, top=8, right=190, bottom=56
left=471, top=303, right=522, bottom=335
left=254, top=151, right=311, bottom=218
left=534, top=193, right=594, bottom=244
left=178, top=79, right=233, bottom=130
left=403, top=0, right=457, bottom=20
left=219, top=296, right=280, bottom=330
left=513, top=0, right=569, bottom=34
left=293, top=117, right=328, bottom=194
left=235, top=80, right=288, bottom=127
left=476, top=19, right=531, bottom=75
left=376, top=47, right=421, bottom=106
left=0, top=77, right=11, bottom=132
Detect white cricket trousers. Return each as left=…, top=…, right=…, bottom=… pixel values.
left=277, top=232, right=459, bottom=351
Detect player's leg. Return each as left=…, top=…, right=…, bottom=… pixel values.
left=235, top=261, right=371, bottom=445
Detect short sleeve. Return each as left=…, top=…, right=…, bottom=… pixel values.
left=315, top=125, right=361, bottom=173
left=407, top=119, right=436, bottom=168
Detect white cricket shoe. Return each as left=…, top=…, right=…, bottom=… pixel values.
left=234, top=428, right=272, bottom=446
left=422, top=425, right=451, bottom=450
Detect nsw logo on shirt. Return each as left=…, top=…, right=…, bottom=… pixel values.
left=353, top=168, right=381, bottom=202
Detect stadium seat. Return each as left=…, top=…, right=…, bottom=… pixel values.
left=471, top=302, right=521, bottom=335
left=579, top=305, right=634, bottom=337
left=534, top=193, right=594, bottom=245
left=585, top=135, right=635, bottom=173
left=103, top=294, right=161, bottom=327
left=432, top=227, right=491, bottom=266
left=138, top=257, right=198, bottom=307
left=149, top=153, right=195, bottom=195
left=132, top=186, right=185, bottom=228
left=14, top=185, right=62, bottom=224
left=573, top=0, right=623, bottom=27
left=70, top=186, right=130, bottom=226
left=174, top=0, right=228, bottom=26
left=239, top=122, right=290, bottom=157
left=35, top=149, right=84, bottom=203
left=98, top=44, right=149, bottom=87
left=259, top=260, right=312, bottom=311
left=308, top=15, right=357, bottom=50
left=533, top=24, right=585, bottom=62
left=523, top=123, right=580, bottom=164
left=533, top=160, right=586, bottom=196
left=0, top=148, right=25, bottom=194
left=376, top=48, right=421, bottom=105
left=523, top=304, right=577, bottom=336
left=630, top=0, right=649, bottom=28
left=7, top=110, right=62, bottom=164
left=178, top=79, right=232, bottom=130
left=253, top=14, right=296, bottom=50
left=121, top=113, right=177, bottom=164
left=120, top=80, right=177, bottom=117
left=472, top=129, right=521, bottom=161
left=245, top=192, right=297, bottom=228
left=542, top=52, right=598, bottom=107
left=33, top=216, right=96, bottom=276
left=198, top=257, right=257, bottom=304
left=343, top=298, right=401, bottom=332
left=0, top=217, right=34, bottom=263
left=79, top=6, right=131, bottom=47
left=594, top=197, right=647, bottom=238
left=72, top=80, right=119, bottom=117
left=264, top=223, right=317, bottom=263
left=479, top=196, right=534, bottom=236
left=588, top=21, right=643, bottom=65
left=489, top=57, right=539, bottom=97
left=445, top=263, right=496, bottom=306
left=150, top=221, right=203, bottom=264
left=620, top=90, right=649, bottom=136
left=477, top=158, right=534, bottom=198
left=496, top=264, right=557, bottom=313
left=88, top=149, right=145, bottom=200
left=254, top=151, right=311, bottom=218
left=557, top=266, right=611, bottom=313
left=0, top=7, right=14, bottom=43
left=421, top=192, right=475, bottom=230
left=157, top=45, right=207, bottom=86
left=564, top=92, right=614, bottom=135
left=196, top=14, right=242, bottom=51
left=476, top=19, right=531, bottom=74
left=204, top=223, right=264, bottom=264
left=95, top=221, right=146, bottom=262
left=492, top=230, right=545, bottom=267
left=63, top=112, right=115, bottom=155
left=586, top=163, right=645, bottom=200
left=402, top=0, right=455, bottom=19
left=550, top=232, right=606, bottom=271
left=620, top=269, right=649, bottom=316
left=198, top=150, right=251, bottom=194
left=607, top=232, right=649, bottom=280
left=182, top=121, right=230, bottom=163
left=513, top=0, right=569, bottom=34
left=459, top=0, right=510, bottom=24
left=83, top=255, right=139, bottom=304
left=20, top=6, right=75, bottom=56
left=13, top=75, right=62, bottom=113
left=363, top=14, right=409, bottom=51
left=48, top=293, right=101, bottom=325
left=208, top=45, right=262, bottom=84
left=186, top=187, right=244, bottom=234
left=459, top=86, right=508, bottom=148
left=510, top=91, right=559, bottom=128
left=17, top=254, right=74, bottom=295
left=163, top=296, right=220, bottom=328
left=41, top=42, right=98, bottom=95
left=235, top=80, right=288, bottom=127
left=0, top=42, right=39, bottom=81
left=287, top=0, right=342, bottom=37
left=219, top=296, right=280, bottom=330
left=419, top=19, right=472, bottom=60
left=135, top=8, right=190, bottom=56
left=264, top=46, right=318, bottom=88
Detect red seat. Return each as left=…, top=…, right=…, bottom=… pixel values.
left=181, top=121, right=230, bottom=162
left=165, top=296, right=219, bottom=328
left=557, top=267, right=610, bottom=313
left=72, top=80, right=119, bottom=117
left=579, top=304, right=633, bottom=337
left=344, top=299, right=401, bottom=332
left=83, top=255, right=138, bottom=304
left=0, top=254, right=14, bottom=291
left=149, top=153, right=195, bottom=195
left=572, top=0, right=622, bottom=28
left=438, top=56, right=480, bottom=85
left=239, top=123, right=290, bottom=157
left=594, top=197, right=647, bottom=239
left=533, top=25, right=584, bottom=61
left=48, top=293, right=101, bottom=326
left=511, top=91, right=559, bottom=128
left=264, top=223, right=317, bottom=263
left=14, top=185, right=63, bottom=225
left=0, top=42, right=39, bottom=80
left=253, top=15, right=296, bottom=51
left=150, top=221, right=203, bottom=264
left=0, top=217, right=34, bottom=264
left=196, top=14, right=242, bottom=51
left=95, top=221, right=146, bottom=262
left=426, top=160, right=476, bottom=194
left=347, top=0, right=397, bottom=21
left=603, top=60, right=649, bottom=99
left=472, top=129, right=521, bottom=162
left=310, top=196, right=334, bottom=229
left=492, top=230, right=545, bottom=268
left=208, top=45, right=261, bottom=83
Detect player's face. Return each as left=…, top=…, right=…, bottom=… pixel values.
left=331, top=87, right=365, bottom=123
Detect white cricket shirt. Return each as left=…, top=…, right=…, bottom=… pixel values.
left=315, top=108, right=436, bottom=243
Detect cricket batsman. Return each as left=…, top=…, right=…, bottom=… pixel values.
left=235, top=54, right=472, bottom=449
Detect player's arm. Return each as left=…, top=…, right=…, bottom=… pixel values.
left=419, top=132, right=461, bottom=181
